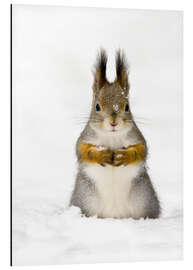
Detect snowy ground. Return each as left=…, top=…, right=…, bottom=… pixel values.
left=12, top=5, right=183, bottom=266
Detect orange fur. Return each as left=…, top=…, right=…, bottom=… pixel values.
left=114, top=143, right=145, bottom=166
left=79, top=143, right=113, bottom=166
left=79, top=142, right=145, bottom=166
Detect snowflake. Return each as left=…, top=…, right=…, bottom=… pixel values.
left=96, top=146, right=106, bottom=151
left=113, top=104, right=119, bottom=112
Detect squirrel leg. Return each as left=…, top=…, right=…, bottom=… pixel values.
left=78, top=142, right=113, bottom=166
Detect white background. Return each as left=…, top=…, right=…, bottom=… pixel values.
left=12, top=3, right=183, bottom=266
left=0, top=0, right=191, bottom=267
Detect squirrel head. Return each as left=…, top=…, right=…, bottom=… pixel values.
left=90, top=49, right=133, bottom=133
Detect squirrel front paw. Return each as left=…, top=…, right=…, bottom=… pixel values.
left=113, top=144, right=145, bottom=166
left=113, top=148, right=138, bottom=166
left=79, top=142, right=145, bottom=166
left=88, top=148, right=113, bottom=166
left=98, top=149, right=114, bottom=166
left=113, top=150, right=130, bottom=166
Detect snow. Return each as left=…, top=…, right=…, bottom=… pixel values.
left=113, top=104, right=119, bottom=112
left=13, top=205, right=182, bottom=265
left=96, top=146, right=107, bottom=151
left=12, top=5, right=183, bottom=266
left=116, top=154, right=123, bottom=158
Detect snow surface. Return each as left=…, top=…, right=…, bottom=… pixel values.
left=12, top=5, right=183, bottom=266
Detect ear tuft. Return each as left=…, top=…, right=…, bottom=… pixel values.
left=115, top=49, right=129, bottom=90
left=93, top=49, right=108, bottom=91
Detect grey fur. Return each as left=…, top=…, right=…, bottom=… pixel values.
left=70, top=50, right=160, bottom=219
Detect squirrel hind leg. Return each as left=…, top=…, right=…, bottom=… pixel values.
left=129, top=171, right=160, bottom=219
left=70, top=171, right=98, bottom=217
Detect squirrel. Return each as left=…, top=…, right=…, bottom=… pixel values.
left=70, top=49, right=160, bottom=219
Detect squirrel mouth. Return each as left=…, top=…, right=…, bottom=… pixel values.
left=111, top=127, right=116, bottom=132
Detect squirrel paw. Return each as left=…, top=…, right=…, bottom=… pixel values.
left=113, top=148, right=137, bottom=166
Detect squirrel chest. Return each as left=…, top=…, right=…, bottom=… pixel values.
left=82, top=131, right=144, bottom=218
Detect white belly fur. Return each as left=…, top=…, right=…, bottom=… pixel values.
left=82, top=125, right=144, bottom=218
left=83, top=162, right=143, bottom=218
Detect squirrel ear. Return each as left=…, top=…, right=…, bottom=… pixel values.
left=93, top=49, right=108, bottom=92
left=115, top=50, right=129, bottom=91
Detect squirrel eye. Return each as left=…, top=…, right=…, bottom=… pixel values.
left=125, top=103, right=129, bottom=112
left=96, top=104, right=101, bottom=111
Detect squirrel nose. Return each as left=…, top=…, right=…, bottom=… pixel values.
left=110, top=123, right=117, bottom=127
